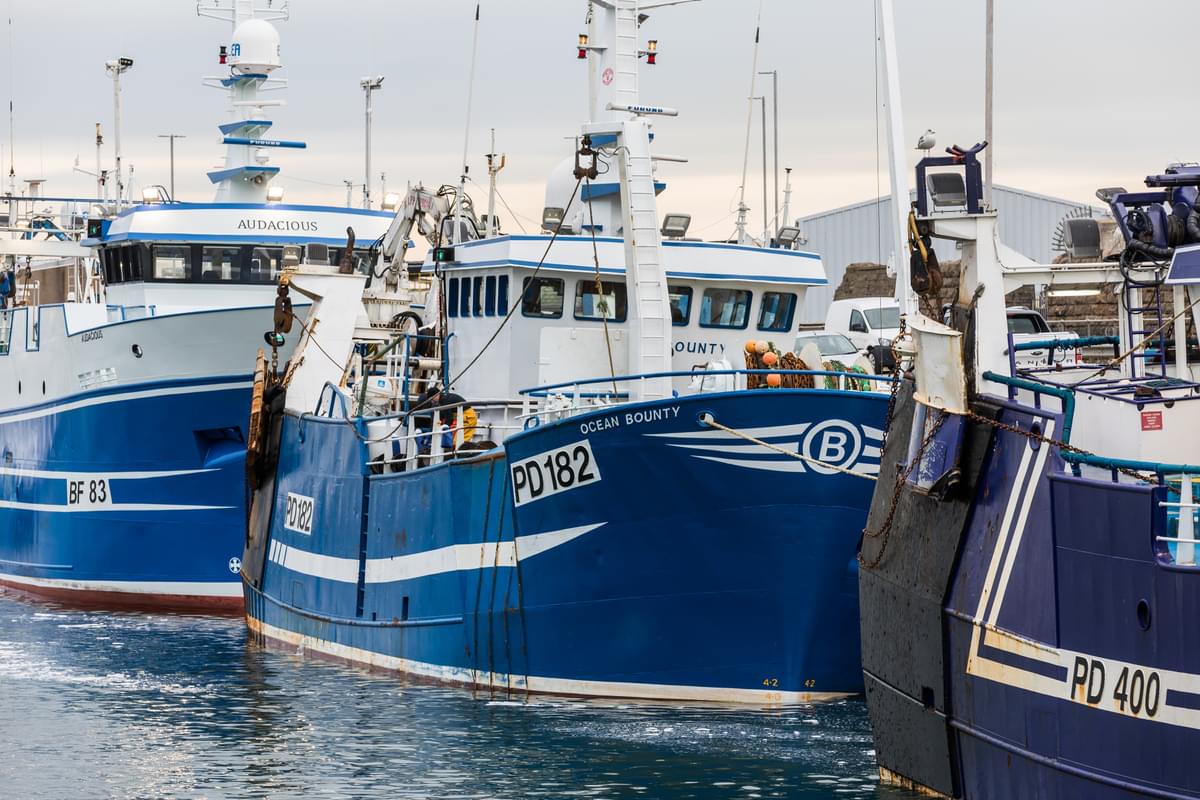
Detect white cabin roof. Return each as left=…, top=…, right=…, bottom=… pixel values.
left=425, top=234, right=828, bottom=285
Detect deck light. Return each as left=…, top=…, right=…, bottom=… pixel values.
left=1062, top=217, right=1101, bottom=260
left=543, top=207, right=566, bottom=232
left=927, top=172, right=967, bottom=209
left=141, top=186, right=167, bottom=204
left=381, top=192, right=401, bottom=212
left=776, top=226, right=804, bottom=248
left=266, top=185, right=285, bottom=203
left=660, top=213, right=691, bottom=239
left=1047, top=288, right=1100, bottom=298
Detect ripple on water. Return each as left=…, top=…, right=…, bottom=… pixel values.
left=0, top=593, right=925, bottom=800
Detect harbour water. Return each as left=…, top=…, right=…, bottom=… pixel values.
left=0, top=591, right=916, bottom=799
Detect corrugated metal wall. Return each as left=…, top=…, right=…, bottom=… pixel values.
left=796, top=185, right=1106, bottom=324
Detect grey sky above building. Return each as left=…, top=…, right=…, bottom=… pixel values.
left=4, top=0, right=1197, bottom=238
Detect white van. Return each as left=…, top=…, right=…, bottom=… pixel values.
left=825, top=297, right=901, bottom=372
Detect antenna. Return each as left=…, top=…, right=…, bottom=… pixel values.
left=361, top=76, right=384, bottom=209
left=984, top=0, right=994, bottom=208
left=454, top=3, right=482, bottom=245
left=876, top=0, right=916, bottom=318
left=734, top=0, right=763, bottom=245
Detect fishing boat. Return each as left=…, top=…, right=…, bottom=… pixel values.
left=0, top=0, right=392, bottom=610
left=241, top=0, right=893, bottom=703
left=859, top=4, right=1200, bottom=794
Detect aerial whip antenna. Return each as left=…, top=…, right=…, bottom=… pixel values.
left=734, top=0, right=763, bottom=245
left=454, top=2, right=482, bottom=246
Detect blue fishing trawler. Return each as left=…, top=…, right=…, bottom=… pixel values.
left=241, top=0, right=891, bottom=702
left=0, top=1, right=392, bottom=610
left=858, top=11, right=1200, bottom=791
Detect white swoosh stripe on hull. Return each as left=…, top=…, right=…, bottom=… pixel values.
left=0, top=500, right=233, bottom=513
left=0, top=380, right=252, bottom=425
left=0, top=572, right=241, bottom=597
left=271, top=523, right=607, bottom=585
left=693, top=454, right=880, bottom=475
left=0, top=467, right=217, bottom=480
left=248, top=615, right=851, bottom=705
left=646, top=423, right=812, bottom=441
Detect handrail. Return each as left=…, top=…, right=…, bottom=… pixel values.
left=1011, top=335, right=1118, bottom=352
left=520, top=368, right=896, bottom=396
left=1061, top=451, right=1200, bottom=477
left=981, top=371, right=1076, bottom=444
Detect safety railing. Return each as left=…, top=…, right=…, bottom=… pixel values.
left=517, top=368, right=896, bottom=426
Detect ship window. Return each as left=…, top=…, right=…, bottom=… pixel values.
left=521, top=277, right=564, bottom=318
left=447, top=278, right=460, bottom=318
left=485, top=275, right=497, bottom=316
left=757, top=292, right=796, bottom=332
left=102, top=249, right=116, bottom=284
left=459, top=275, right=471, bottom=317
left=117, top=247, right=132, bottom=283
left=668, top=285, right=692, bottom=326
left=201, top=246, right=242, bottom=281
left=152, top=245, right=190, bottom=280
left=249, top=247, right=282, bottom=282
left=699, top=288, right=752, bottom=329
left=129, top=245, right=144, bottom=281
left=473, top=276, right=484, bottom=316
left=497, top=275, right=509, bottom=315
left=574, top=280, right=628, bottom=322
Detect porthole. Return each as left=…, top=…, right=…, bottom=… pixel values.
left=1137, top=599, right=1152, bottom=631
left=132, top=344, right=143, bottom=358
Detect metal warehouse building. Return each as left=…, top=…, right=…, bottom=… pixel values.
left=796, top=185, right=1106, bottom=324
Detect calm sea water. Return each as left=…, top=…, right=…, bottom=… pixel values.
left=0, top=591, right=918, bottom=800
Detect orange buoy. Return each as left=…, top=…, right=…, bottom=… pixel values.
left=762, top=351, right=779, bottom=367
left=745, top=339, right=758, bottom=353
left=766, top=373, right=782, bottom=388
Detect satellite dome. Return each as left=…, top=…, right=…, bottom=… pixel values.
left=228, top=18, right=281, bottom=75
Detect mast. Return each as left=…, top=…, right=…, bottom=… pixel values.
left=582, top=0, right=694, bottom=400
left=198, top=0, right=294, bottom=204
left=876, top=0, right=916, bottom=319
left=984, top=0, right=994, bottom=209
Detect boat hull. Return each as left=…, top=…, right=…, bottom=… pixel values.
left=0, top=304, right=284, bottom=611
left=244, top=388, right=886, bottom=702
left=861, top=383, right=1200, bottom=799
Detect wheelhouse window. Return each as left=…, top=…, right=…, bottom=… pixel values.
left=497, top=275, right=509, bottom=315
left=249, top=247, right=282, bottom=282
left=574, top=280, right=627, bottom=322
left=447, top=278, right=460, bottom=318
left=472, top=276, right=484, bottom=316
left=459, top=275, right=471, bottom=317
left=757, top=291, right=796, bottom=332
left=485, top=275, right=497, bottom=316
left=152, top=245, right=190, bottom=280
left=699, top=288, right=752, bottom=329
left=668, top=285, right=693, bottom=326
left=522, top=277, right=564, bottom=318
left=201, top=246, right=242, bottom=281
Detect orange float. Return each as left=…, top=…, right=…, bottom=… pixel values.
left=762, top=351, right=779, bottom=367
left=766, top=373, right=782, bottom=388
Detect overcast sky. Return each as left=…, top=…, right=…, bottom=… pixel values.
left=4, top=0, right=1198, bottom=238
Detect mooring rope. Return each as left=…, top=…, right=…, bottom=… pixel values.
left=698, top=414, right=877, bottom=481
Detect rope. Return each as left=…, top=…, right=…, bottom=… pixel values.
left=699, top=414, right=877, bottom=481
left=1069, top=291, right=1200, bottom=387
left=584, top=177, right=619, bottom=395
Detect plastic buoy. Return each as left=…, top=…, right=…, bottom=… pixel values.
left=755, top=340, right=769, bottom=354
left=745, top=339, right=758, bottom=353
left=766, top=373, right=782, bottom=388
left=762, top=351, right=779, bottom=367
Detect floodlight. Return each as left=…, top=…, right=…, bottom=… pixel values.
left=661, top=213, right=691, bottom=238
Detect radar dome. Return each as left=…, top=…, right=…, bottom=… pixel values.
left=228, top=18, right=281, bottom=75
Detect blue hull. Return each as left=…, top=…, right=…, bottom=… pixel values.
left=0, top=375, right=251, bottom=610
left=245, top=388, right=887, bottom=702
left=861, top=386, right=1200, bottom=798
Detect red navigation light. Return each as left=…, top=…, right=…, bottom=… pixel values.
left=219, top=45, right=227, bottom=65
left=578, top=48, right=587, bottom=60
left=647, top=52, right=657, bottom=65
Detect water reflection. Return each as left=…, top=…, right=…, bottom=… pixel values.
left=0, top=592, right=917, bottom=799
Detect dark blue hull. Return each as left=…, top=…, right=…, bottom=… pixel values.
left=861, top=385, right=1200, bottom=798
left=245, top=388, right=887, bottom=701
left=0, top=376, right=251, bottom=610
